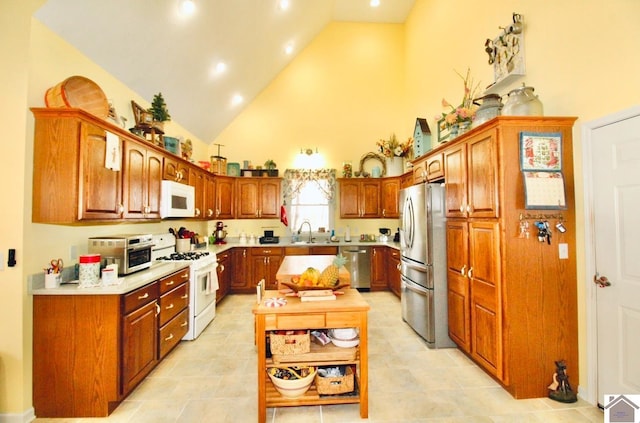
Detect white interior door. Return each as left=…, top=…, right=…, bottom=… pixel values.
left=590, top=112, right=640, bottom=405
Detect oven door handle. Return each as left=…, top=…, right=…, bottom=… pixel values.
left=127, top=243, right=154, bottom=252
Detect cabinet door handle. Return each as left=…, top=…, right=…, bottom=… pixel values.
left=164, top=333, right=174, bottom=341
left=468, top=267, right=473, bottom=279
left=219, top=264, right=225, bottom=272
left=195, top=208, right=201, bottom=216
left=181, top=294, right=188, bottom=299
left=207, top=209, right=214, bottom=217
left=138, top=292, right=149, bottom=300
left=459, top=205, right=464, bottom=213
left=421, top=169, right=427, bottom=181
left=382, top=209, right=386, bottom=217
left=181, top=321, right=188, bottom=327
left=165, top=280, right=175, bottom=286
left=460, top=265, right=466, bottom=276
left=165, top=303, right=174, bottom=310
left=118, top=204, right=124, bottom=214
left=243, top=249, right=246, bottom=258
left=155, top=303, right=160, bottom=315
left=397, top=263, right=401, bottom=270
left=466, top=205, right=471, bottom=213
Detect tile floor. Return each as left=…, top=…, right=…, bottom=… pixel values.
left=35, top=291, right=602, bottom=422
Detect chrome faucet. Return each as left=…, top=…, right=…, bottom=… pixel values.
left=297, top=221, right=313, bottom=243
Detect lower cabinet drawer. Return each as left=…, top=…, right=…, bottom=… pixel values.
left=159, top=283, right=189, bottom=326
left=159, top=308, right=189, bottom=359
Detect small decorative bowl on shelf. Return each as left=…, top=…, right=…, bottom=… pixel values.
left=267, top=366, right=316, bottom=398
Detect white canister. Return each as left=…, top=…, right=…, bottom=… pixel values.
left=79, top=254, right=101, bottom=287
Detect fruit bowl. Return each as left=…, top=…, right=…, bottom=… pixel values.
left=282, top=280, right=350, bottom=292
left=267, top=366, right=316, bottom=398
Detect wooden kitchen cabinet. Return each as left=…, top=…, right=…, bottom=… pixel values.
left=434, top=116, right=578, bottom=399
left=443, top=129, right=498, bottom=219
left=163, top=155, right=190, bottom=184
left=158, top=272, right=190, bottom=359
left=216, top=250, right=232, bottom=300
left=32, top=108, right=125, bottom=223
left=231, top=247, right=251, bottom=293
left=370, top=246, right=388, bottom=291
left=400, top=170, right=414, bottom=188
left=189, top=167, right=207, bottom=219
left=122, top=140, right=163, bottom=219
left=425, top=153, right=445, bottom=181
left=33, top=266, right=190, bottom=417
left=213, top=175, right=235, bottom=219
left=235, top=177, right=282, bottom=219
left=445, top=220, right=501, bottom=376
left=387, top=248, right=401, bottom=297
left=338, top=178, right=381, bottom=218
left=251, top=247, right=283, bottom=290
left=122, top=287, right=159, bottom=394
left=380, top=177, right=400, bottom=218
left=445, top=220, right=471, bottom=353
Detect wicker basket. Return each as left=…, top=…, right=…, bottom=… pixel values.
left=315, top=365, right=354, bottom=395
left=45, top=75, right=109, bottom=119
left=270, top=330, right=310, bottom=355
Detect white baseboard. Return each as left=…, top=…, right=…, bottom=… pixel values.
left=0, top=407, right=35, bottom=423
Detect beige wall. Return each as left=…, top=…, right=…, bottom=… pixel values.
left=3, top=0, right=640, bottom=417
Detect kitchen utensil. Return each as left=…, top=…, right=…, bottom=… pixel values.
left=50, top=258, right=63, bottom=274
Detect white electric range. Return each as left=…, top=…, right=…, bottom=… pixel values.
left=152, top=234, right=219, bottom=340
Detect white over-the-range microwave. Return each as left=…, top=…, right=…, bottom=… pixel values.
left=161, top=180, right=195, bottom=218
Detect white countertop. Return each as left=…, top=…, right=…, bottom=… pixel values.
left=206, top=239, right=400, bottom=255
left=30, top=262, right=190, bottom=296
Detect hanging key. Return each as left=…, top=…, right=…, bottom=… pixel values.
left=544, top=221, right=552, bottom=244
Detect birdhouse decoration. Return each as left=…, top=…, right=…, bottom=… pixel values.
left=413, top=118, right=431, bottom=159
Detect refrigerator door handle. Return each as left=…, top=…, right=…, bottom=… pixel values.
left=402, top=259, right=428, bottom=273
left=402, top=276, right=429, bottom=295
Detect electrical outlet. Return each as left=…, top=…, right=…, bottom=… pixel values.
left=70, top=245, right=78, bottom=260
left=558, top=243, right=569, bottom=259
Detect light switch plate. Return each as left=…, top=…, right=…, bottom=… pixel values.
left=0, top=252, right=4, bottom=270
left=558, top=243, right=569, bottom=259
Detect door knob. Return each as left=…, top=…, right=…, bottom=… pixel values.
left=594, top=273, right=611, bottom=288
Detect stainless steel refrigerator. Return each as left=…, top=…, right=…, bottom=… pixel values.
left=399, top=183, right=455, bottom=348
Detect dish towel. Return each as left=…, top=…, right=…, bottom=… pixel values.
left=280, top=203, right=288, bottom=226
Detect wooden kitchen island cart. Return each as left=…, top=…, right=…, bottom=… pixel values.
left=253, top=288, right=370, bottom=422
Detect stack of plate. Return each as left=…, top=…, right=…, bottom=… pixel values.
left=328, top=328, right=359, bottom=348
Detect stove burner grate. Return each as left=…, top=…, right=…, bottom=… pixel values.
left=156, top=251, right=211, bottom=261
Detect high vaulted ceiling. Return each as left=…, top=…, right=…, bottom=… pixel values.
left=35, top=0, right=415, bottom=144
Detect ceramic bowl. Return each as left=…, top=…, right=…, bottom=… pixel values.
left=330, top=328, right=358, bottom=340
left=268, top=367, right=316, bottom=398
left=328, top=333, right=360, bottom=348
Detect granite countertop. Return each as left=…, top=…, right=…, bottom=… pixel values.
left=29, top=261, right=190, bottom=296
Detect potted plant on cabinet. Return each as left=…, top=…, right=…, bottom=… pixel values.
left=264, top=159, right=278, bottom=177
left=148, top=92, right=171, bottom=131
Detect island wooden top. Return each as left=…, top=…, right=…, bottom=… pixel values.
left=275, top=255, right=350, bottom=288
left=252, top=288, right=369, bottom=316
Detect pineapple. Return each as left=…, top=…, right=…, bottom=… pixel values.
left=319, top=255, right=347, bottom=287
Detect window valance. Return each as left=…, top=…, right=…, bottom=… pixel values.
left=283, top=169, right=337, bottom=203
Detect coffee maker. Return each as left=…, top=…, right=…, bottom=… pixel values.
left=214, top=221, right=228, bottom=244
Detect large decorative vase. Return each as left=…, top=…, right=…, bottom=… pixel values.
left=386, top=156, right=404, bottom=176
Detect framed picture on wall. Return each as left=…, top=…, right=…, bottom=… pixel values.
left=519, top=132, right=562, bottom=172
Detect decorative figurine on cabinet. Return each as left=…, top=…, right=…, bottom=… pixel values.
left=413, top=118, right=431, bottom=159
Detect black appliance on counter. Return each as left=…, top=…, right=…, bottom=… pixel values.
left=259, top=230, right=279, bottom=244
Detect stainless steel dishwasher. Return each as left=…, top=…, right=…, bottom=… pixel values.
left=339, top=246, right=371, bottom=289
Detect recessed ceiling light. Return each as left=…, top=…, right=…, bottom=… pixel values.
left=214, top=61, right=227, bottom=75
left=231, top=94, right=244, bottom=106
left=284, top=42, right=294, bottom=55
left=370, top=0, right=380, bottom=7
left=278, top=0, right=290, bottom=11
left=179, top=0, right=196, bottom=16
